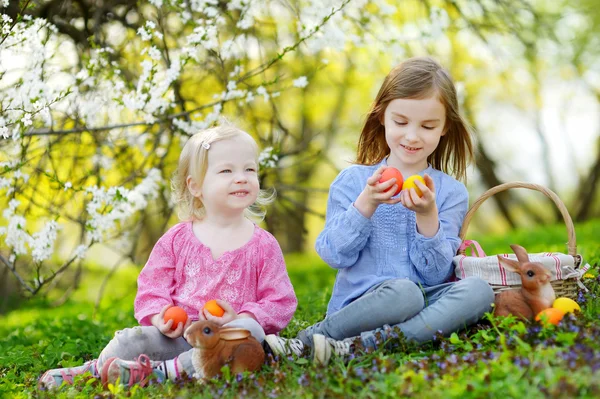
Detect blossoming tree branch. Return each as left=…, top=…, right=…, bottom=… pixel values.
left=0, top=0, right=407, bottom=296
left=1, top=0, right=583, bottom=300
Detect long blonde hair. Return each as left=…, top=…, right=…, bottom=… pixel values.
left=171, top=124, right=275, bottom=221
left=356, top=57, right=473, bottom=181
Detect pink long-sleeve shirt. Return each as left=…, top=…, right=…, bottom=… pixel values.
left=134, top=222, right=297, bottom=334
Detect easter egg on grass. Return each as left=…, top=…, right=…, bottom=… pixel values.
left=552, top=297, right=581, bottom=314
left=164, top=306, right=188, bottom=330
left=535, top=307, right=565, bottom=326
left=402, top=175, right=426, bottom=197
left=204, top=299, right=225, bottom=317
left=379, top=167, right=404, bottom=196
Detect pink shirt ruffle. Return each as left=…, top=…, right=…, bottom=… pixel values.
left=134, top=222, right=297, bottom=334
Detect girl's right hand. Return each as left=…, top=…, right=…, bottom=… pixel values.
left=151, top=304, right=193, bottom=339
left=199, top=300, right=238, bottom=326
left=354, top=166, right=402, bottom=218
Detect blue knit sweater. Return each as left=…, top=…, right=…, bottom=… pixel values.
left=316, top=159, right=469, bottom=315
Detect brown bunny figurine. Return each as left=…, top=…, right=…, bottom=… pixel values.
left=184, top=320, right=265, bottom=380
left=494, top=244, right=556, bottom=321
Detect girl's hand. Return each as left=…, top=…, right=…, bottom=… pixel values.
left=400, top=173, right=436, bottom=215
left=355, top=166, right=402, bottom=218
left=401, top=174, right=439, bottom=237
left=200, top=300, right=238, bottom=326
left=151, top=304, right=193, bottom=339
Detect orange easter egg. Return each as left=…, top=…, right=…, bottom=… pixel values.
left=379, top=167, right=404, bottom=196
left=535, top=307, right=565, bottom=326
left=164, top=306, right=188, bottom=330
left=204, top=299, right=225, bottom=317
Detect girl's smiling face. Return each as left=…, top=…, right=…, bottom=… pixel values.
left=189, top=135, right=260, bottom=216
left=382, top=95, right=446, bottom=174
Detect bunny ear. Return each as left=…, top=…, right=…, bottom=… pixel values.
left=497, top=254, right=521, bottom=274
left=220, top=328, right=251, bottom=341
left=510, top=244, right=530, bottom=263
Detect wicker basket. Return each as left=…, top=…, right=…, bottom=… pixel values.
left=457, top=182, right=582, bottom=300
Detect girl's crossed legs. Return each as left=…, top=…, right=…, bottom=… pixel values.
left=39, top=318, right=265, bottom=389
left=266, top=276, right=493, bottom=363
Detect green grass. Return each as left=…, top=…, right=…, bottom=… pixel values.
left=1, top=220, right=599, bottom=398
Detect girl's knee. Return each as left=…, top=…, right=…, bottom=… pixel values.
left=113, top=326, right=160, bottom=340
left=378, top=279, right=425, bottom=317
left=101, top=326, right=161, bottom=357
left=381, top=279, right=423, bottom=297
left=458, top=277, right=494, bottom=309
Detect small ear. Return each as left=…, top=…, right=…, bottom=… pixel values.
left=219, top=328, right=251, bottom=341
left=497, top=255, right=521, bottom=274
left=510, top=244, right=530, bottom=263
left=186, top=176, right=201, bottom=198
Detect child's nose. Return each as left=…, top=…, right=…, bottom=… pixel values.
left=234, top=172, right=248, bottom=183
left=405, top=126, right=419, bottom=141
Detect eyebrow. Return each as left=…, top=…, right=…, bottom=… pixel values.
left=391, top=112, right=441, bottom=123
left=213, top=161, right=257, bottom=168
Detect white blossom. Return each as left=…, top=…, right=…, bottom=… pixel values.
left=21, top=113, right=32, bottom=126
left=31, top=221, right=59, bottom=262
left=256, top=86, right=269, bottom=101
left=293, top=76, right=309, bottom=88
left=73, top=245, right=88, bottom=260
left=84, top=169, right=162, bottom=242
left=137, top=26, right=152, bottom=41
left=148, top=46, right=162, bottom=61
left=258, top=146, right=279, bottom=169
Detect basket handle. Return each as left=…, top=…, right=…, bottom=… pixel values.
left=459, top=182, right=577, bottom=256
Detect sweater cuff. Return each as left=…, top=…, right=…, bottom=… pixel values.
left=348, top=202, right=372, bottom=233
left=413, top=222, right=444, bottom=250
left=135, top=304, right=168, bottom=327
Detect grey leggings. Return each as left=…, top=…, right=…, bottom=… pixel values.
left=298, top=276, right=494, bottom=349
left=96, top=318, right=265, bottom=375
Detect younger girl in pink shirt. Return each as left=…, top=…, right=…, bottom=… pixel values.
left=39, top=124, right=297, bottom=389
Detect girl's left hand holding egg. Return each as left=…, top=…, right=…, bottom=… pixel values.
left=400, top=173, right=436, bottom=215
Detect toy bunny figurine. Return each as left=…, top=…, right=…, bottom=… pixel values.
left=184, top=321, right=265, bottom=380
left=494, top=244, right=556, bottom=321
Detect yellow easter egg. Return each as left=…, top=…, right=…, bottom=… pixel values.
left=402, top=175, right=426, bottom=197
left=552, top=297, right=581, bottom=314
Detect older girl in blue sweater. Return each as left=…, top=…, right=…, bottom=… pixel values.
left=265, top=57, right=493, bottom=364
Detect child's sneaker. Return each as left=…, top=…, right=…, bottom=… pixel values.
left=312, top=334, right=354, bottom=365
left=264, top=334, right=306, bottom=357
left=100, top=354, right=165, bottom=387
left=38, top=360, right=98, bottom=389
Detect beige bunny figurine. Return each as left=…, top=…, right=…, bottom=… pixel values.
left=494, top=244, right=556, bottom=321
left=184, top=320, right=265, bottom=380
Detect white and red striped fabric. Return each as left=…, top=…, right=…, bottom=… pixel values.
left=453, top=241, right=580, bottom=286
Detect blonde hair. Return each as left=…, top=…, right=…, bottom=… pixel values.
left=171, top=124, right=275, bottom=221
left=356, top=57, right=473, bottom=182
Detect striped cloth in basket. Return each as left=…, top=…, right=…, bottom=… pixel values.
left=452, top=240, right=590, bottom=288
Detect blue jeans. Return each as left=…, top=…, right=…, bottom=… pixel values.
left=297, top=276, right=494, bottom=350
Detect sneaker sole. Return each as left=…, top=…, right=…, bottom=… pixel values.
left=264, top=335, right=287, bottom=356
left=312, top=334, right=331, bottom=365
left=100, top=357, right=118, bottom=387
left=37, top=370, right=59, bottom=390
